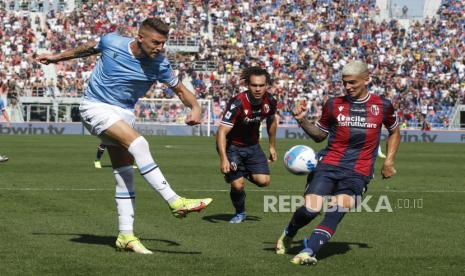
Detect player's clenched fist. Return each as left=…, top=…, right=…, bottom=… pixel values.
left=381, top=161, right=397, bottom=179
left=185, top=108, right=201, bottom=125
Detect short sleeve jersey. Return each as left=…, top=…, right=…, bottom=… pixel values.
left=84, top=32, right=179, bottom=110
left=220, top=91, right=277, bottom=146
left=315, top=93, right=398, bottom=177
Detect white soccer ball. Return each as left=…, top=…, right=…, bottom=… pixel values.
left=283, top=145, right=318, bottom=175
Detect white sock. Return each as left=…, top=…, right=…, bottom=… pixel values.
left=114, top=166, right=135, bottom=234
left=128, top=136, right=179, bottom=204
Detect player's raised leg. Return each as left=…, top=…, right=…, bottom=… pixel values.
left=105, top=120, right=212, bottom=218
left=247, top=173, right=270, bottom=187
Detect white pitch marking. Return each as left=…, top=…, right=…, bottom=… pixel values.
left=0, top=187, right=464, bottom=193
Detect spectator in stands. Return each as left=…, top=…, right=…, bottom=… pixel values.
left=4, top=0, right=462, bottom=129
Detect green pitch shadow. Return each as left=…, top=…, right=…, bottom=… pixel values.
left=32, top=233, right=202, bottom=254
left=263, top=240, right=371, bottom=260
left=202, top=213, right=262, bottom=223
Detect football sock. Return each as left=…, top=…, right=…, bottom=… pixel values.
left=96, top=143, right=105, bottom=161
left=306, top=208, right=347, bottom=255
left=128, top=136, right=179, bottom=204
left=230, top=188, right=246, bottom=214
left=286, top=206, right=319, bottom=237
left=114, top=166, right=135, bottom=233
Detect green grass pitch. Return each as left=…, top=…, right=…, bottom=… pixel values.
left=0, top=135, right=464, bottom=275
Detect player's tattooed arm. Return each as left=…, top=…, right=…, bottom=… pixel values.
left=296, top=117, right=328, bottom=143
left=69, top=40, right=101, bottom=59
left=292, top=100, right=328, bottom=143
left=37, top=40, right=100, bottom=64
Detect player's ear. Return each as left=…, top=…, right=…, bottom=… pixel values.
left=364, top=74, right=371, bottom=86
left=136, top=33, right=143, bottom=43
left=137, top=28, right=144, bottom=43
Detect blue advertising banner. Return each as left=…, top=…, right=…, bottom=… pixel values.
left=2, top=123, right=465, bottom=143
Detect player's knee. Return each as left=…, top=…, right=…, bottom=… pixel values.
left=335, top=195, right=355, bottom=209
left=304, top=194, right=324, bottom=212
left=257, top=178, right=270, bottom=187
left=250, top=174, right=270, bottom=187
left=231, top=180, right=245, bottom=192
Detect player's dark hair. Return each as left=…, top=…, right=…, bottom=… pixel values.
left=241, top=66, right=272, bottom=85
left=141, top=18, right=170, bottom=36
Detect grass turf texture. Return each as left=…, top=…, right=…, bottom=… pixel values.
left=0, top=135, right=464, bottom=275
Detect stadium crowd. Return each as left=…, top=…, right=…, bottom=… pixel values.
left=1, top=0, right=464, bottom=128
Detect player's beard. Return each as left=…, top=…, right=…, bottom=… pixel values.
left=137, top=41, right=155, bottom=58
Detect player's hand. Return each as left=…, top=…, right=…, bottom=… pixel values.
left=381, top=161, right=396, bottom=179
left=291, top=99, right=309, bottom=121
left=220, top=159, right=231, bottom=174
left=185, top=107, right=201, bottom=125
left=268, top=147, right=277, bottom=163
left=36, top=54, right=59, bottom=65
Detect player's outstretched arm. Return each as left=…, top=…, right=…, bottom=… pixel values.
left=266, top=115, right=278, bottom=162
left=172, top=82, right=201, bottom=125
left=37, top=40, right=100, bottom=64
left=216, top=125, right=233, bottom=174
left=381, top=126, right=400, bottom=179
left=292, top=101, right=327, bottom=143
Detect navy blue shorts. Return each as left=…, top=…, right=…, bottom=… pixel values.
left=225, top=144, right=270, bottom=183
left=304, top=163, right=370, bottom=196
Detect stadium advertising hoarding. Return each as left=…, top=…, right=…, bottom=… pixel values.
left=279, top=128, right=465, bottom=143
left=0, top=123, right=84, bottom=135
left=2, top=123, right=465, bottom=143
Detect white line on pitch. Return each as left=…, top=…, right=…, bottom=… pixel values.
left=0, top=187, right=465, bottom=193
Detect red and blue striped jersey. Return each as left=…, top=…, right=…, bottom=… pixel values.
left=315, top=93, right=398, bottom=177
left=220, top=91, right=277, bottom=146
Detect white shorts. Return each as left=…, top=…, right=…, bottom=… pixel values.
left=79, top=99, right=136, bottom=146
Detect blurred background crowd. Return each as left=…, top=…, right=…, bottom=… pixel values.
left=0, top=0, right=463, bottom=128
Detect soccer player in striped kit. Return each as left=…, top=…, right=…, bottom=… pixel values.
left=276, top=60, right=400, bottom=265
left=216, top=67, right=278, bottom=224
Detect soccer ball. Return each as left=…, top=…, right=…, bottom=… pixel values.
left=283, top=145, right=318, bottom=175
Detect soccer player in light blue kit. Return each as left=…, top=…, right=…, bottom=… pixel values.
left=37, top=18, right=212, bottom=254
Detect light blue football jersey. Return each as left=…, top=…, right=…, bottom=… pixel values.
left=84, top=32, right=179, bottom=110
left=0, top=98, right=5, bottom=111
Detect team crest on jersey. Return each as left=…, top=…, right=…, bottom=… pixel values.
left=244, top=109, right=249, bottom=115
left=338, top=106, right=344, bottom=112
left=263, top=104, right=270, bottom=114
left=370, top=105, right=380, bottom=116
